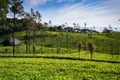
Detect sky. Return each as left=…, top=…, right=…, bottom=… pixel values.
left=22, top=0, right=120, bottom=31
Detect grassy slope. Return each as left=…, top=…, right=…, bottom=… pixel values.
left=0, top=58, right=120, bottom=80
left=0, top=31, right=120, bottom=80
left=0, top=31, right=120, bottom=54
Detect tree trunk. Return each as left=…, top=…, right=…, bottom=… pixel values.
left=29, top=39, right=30, bottom=54
left=91, top=51, right=93, bottom=60
left=56, top=37, right=59, bottom=54
left=40, top=30, right=43, bottom=54
left=12, top=35, right=15, bottom=55
left=66, top=32, right=69, bottom=53
left=26, top=28, right=28, bottom=54
left=79, top=51, right=80, bottom=58
left=12, top=32, right=15, bottom=55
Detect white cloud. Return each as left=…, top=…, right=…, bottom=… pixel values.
left=25, top=0, right=52, bottom=6
left=23, top=0, right=120, bottom=31
left=56, top=0, right=74, bottom=3
left=42, top=0, right=120, bottom=29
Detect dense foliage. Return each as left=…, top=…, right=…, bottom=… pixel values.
left=0, top=58, right=120, bottom=80
left=0, top=31, right=120, bottom=57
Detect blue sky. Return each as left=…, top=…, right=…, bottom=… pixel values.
left=22, top=0, right=120, bottom=31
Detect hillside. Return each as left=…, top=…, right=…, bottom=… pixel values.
left=0, top=31, right=120, bottom=80
left=0, top=31, right=120, bottom=55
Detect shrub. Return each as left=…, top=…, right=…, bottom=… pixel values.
left=87, top=41, right=96, bottom=59
left=4, top=48, right=10, bottom=53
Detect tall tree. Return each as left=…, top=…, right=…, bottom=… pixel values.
left=65, top=22, right=69, bottom=53
left=84, top=22, right=86, bottom=29
left=73, top=23, right=76, bottom=32
left=49, top=20, right=52, bottom=26
left=9, top=0, right=24, bottom=55
left=78, top=41, right=82, bottom=58
left=23, top=12, right=32, bottom=54
left=87, top=41, right=96, bottom=59
left=24, top=9, right=41, bottom=54
left=30, top=8, right=36, bottom=44
left=36, top=10, right=41, bottom=23
left=0, top=0, right=9, bottom=20
left=35, top=10, right=42, bottom=53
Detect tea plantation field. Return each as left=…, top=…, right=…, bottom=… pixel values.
left=0, top=31, right=120, bottom=80
left=0, top=58, right=120, bottom=80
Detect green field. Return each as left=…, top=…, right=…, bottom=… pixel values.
left=0, top=31, right=120, bottom=55
left=0, top=31, right=120, bottom=80
left=0, top=0, right=120, bottom=79
left=0, top=58, right=120, bottom=80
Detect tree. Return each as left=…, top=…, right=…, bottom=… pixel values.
left=66, top=30, right=69, bottom=53
left=49, top=20, right=52, bottom=26
left=36, top=10, right=41, bottom=28
left=44, top=22, right=48, bottom=27
left=87, top=41, right=96, bottom=59
left=9, top=0, right=24, bottom=55
left=114, top=27, right=117, bottom=32
left=0, top=0, right=9, bottom=33
left=73, top=23, right=76, bottom=30
left=35, top=10, right=42, bottom=53
left=25, top=8, right=41, bottom=54
left=102, top=27, right=111, bottom=33
left=32, top=43, right=36, bottom=55
left=109, top=25, right=112, bottom=31
left=23, top=12, right=32, bottom=54
left=0, top=0, right=9, bottom=21
left=84, top=22, right=86, bottom=29
left=36, top=11, right=43, bottom=53
left=29, top=9, right=42, bottom=54
left=78, top=41, right=82, bottom=58
left=65, top=23, right=69, bottom=53
left=30, top=8, right=36, bottom=44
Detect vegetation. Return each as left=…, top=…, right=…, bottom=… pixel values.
left=0, top=58, right=120, bottom=80
left=87, top=41, right=96, bottom=59
left=0, top=0, right=9, bottom=21
left=9, top=0, right=24, bottom=55
left=0, top=0, right=120, bottom=79
left=78, top=41, right=82, bottom=58
left=0, top=31, right=120, bottom=56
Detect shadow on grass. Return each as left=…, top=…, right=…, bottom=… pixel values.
left=0, top=55, right=120, bottom=64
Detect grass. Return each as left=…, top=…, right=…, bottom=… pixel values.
left=0, top=58, right=120, bottom=80
left=0, top=31, right=120, bottom=54
left=0, top=31, right=120, bottom=79
left=0, top=51, right=120, bottom=62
